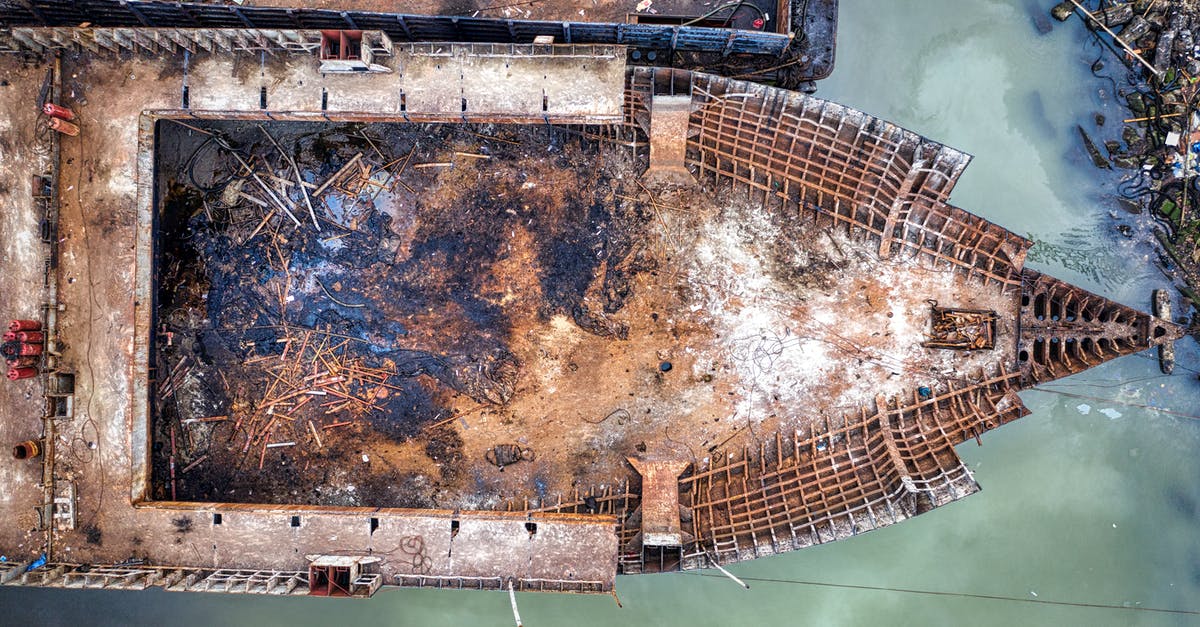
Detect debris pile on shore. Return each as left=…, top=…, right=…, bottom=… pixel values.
left=1055, top=0, right=1200, bottom=317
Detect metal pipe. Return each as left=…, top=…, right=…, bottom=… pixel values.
left=508, top=579, right=524, bottom=627
left=705, top=551, right=750, bottom=589
left=40, top=52, right=63, bottom=563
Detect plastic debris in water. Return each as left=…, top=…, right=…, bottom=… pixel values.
left=1076, top=403, right=1091, bottom=415
left=1099, top=408, right=1122, bottom=420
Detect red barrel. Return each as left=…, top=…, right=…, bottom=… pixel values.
left=16, top=331, right=43, bottom=343
left=2, top=332, right=15, bottom=342
left=12, top=440, right=40, bottom=459
left=5, top=357, right=35, bottom=369
left=42, top=102, right=76, bottom=121
left=48, top=117, right=79, bottom=137
left=7, top=367, right=36, bottom=381
left=8, top=320, right=40, bottom=332
left=14, top=343, right=42, bottom=356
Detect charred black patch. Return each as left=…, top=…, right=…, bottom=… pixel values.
left=83, top=524, right=102, bottom=545
left=368, top=378, right=442, bottom=440
left=424, top=425, right=464, bottom=482
left=150, top=120, right=654, bottom=507
left=437, top=0, right=479, bottom=15
left=156, top=183, right=207, bottom=312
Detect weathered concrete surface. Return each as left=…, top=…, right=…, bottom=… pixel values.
left=0, top=50, right=623, bottom=589
left=103, top=506, right=616, bottom=585
left=627, top=458, right=688, bottom=546
left=0, top=59, right=53, bottom=565
left=7, top=48, right=1010, bottom=572
left=184, top=44, right=625, bottom=121
left=239, top=0, right=786, bottom=33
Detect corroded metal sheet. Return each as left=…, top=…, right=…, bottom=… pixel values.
left=644, top=94, right=695, bottom=185
left=627, top=457, right=690, bottom=547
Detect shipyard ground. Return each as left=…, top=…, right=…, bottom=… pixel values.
left=0, top=50, right=635, bottom=591
left=0, top=46, right=981, bottom=585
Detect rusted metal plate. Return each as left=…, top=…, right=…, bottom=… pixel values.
left=644, top=94, right=695, bottom=185
left=1017, top=270, right=1187, bottom=384
left=627, top=457, right=689, bottom=547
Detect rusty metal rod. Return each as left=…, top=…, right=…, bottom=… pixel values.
left=181, top=454, right=209, bottom=474
left=316, top=278, right=365, bottom=308
left=313, top=153, right=363, bottom=197
left=258, top=124, right=320, bottom=230
left=169, top=425, right=177, bottom=500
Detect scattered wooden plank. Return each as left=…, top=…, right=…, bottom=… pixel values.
left=259, top=124, right=321, bottom=230
left=313, top=153, right=363, bottom=197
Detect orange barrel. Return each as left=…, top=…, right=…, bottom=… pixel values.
left=12, top=439, right=40, bottom=459
left=16, top=331, right=43, bottom=343
left=42, top=102, right=76, bottom=120
left=8, top=320, right=40, bottom=331
left=7, top=367, right=37, bottom=381
left=5, top=357, right=36, bottom=368
left=48, top=117, right=79, bottom=137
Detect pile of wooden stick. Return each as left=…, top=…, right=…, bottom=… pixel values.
left=234, top=326, right=399, bottom=468
left=923, top=307, right=997, bottom=351
left=314, top=130, right=418, bottom=215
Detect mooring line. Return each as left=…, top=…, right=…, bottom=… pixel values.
left=683, top=572, right=1199, bottom=615
left=1030, top=386, right=1200, bottom=422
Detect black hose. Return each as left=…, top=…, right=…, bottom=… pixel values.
left=1117, top=168, right=1156, bottom=198
left=185, top=136, right=230, bottom=194
left=1088, top=52, right=1121, bottom=97
left=681, top=1, right=767, bottom=27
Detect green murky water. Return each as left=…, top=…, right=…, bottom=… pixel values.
left=5, top=1, right=1199, bottom=625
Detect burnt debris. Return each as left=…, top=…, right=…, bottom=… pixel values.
left=152, top=120, right=653, bottom=504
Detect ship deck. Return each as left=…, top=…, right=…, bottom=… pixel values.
left=145, top=115, right=1015, bottom=512
left=0, top=28, right=1178, bottom=594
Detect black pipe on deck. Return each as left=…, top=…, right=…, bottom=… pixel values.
left=0, top=0, right=792, bottom=56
